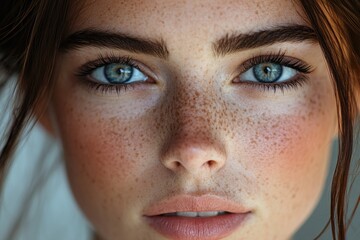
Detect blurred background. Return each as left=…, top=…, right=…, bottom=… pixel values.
left=0, top=80, right=359, bottom=240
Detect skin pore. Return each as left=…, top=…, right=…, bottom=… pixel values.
left=44, top=0, right=338, bottom=239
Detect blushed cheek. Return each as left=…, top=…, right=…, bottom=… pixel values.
left=255, top=117, right=332, bottom=237
left=254, top=93, right=333, bottom=178
left=251, top=112, right=331, bottom=201
left=50, top=93, right=162, bottom=221
left=235, top=85, right=336, bottom=233
left=55, top=107, right=146, bottom=183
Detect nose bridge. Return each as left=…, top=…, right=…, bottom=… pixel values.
left=159, top=77, right=227, bottom=176
left=171, top=74, right=218, bottom=129
left=169, top=84, right=215, bottom=142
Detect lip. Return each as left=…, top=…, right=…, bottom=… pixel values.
left=143, top=194, right=251, bottom=240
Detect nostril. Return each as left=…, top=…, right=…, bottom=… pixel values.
left=207, top=160, right=217, bottom=168
left=173, top=159, right=217, bottom=171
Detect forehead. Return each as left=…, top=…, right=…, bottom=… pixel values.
left=71, top=0, right=306, bottom=39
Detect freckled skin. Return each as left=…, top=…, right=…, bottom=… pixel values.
left=49, top=0, right=337, bottom=240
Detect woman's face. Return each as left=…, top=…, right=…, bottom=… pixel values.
left=49, top=0, right=337, bottom=239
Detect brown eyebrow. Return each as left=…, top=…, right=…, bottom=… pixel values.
left=60, top=29, right=170, bottom=59
left=213, top=25, right=318, bottom=57
left=60, top=25, right=317, bottom=59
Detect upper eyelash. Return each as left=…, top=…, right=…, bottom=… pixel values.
left=241, top=50, right=314, bottom=74
left=75, top=54, right=142, bottom=77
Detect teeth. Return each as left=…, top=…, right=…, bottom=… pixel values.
left=176, top=211, right=198, bottom=217
left=163, top=211, right=227, bottom=217
left=198, top=211, right=221, bottom=217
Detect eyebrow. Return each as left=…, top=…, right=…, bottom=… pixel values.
left=60, top=25, right=317, bottom=59
left=213, top=25, right=318, bottom=57
left=60, top=29, right=170, bottom=59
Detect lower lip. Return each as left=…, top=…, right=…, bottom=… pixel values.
left=145, top=213, right=250, bottom=240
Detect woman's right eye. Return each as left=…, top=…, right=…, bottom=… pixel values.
left=90, top=63, right=148, bottom=84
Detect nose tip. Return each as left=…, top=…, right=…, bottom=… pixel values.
left=160, top=139, right=226, bottom=176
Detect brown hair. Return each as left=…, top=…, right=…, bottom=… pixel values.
left=0, top=0, right=359, bottom=239
left=298, top=0, right=360, bottom=239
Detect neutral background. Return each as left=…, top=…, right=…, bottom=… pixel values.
left=0, top=82, right=359, bottom=240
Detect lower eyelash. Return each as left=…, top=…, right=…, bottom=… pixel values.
left=78, top=77, right=140, bottom=95
left=241, top=74, right=309, bottom=93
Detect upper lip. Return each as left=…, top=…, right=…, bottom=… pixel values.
left=143, top=194, right=250, bottom=216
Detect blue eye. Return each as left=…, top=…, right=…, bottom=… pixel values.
left=90, top=63, right=148, bottom=84
left=240, top=63, right=297, bottom=83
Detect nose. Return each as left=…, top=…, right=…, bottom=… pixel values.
left=160, top=135, right=227, bottom=176
left=160, top=69, right=227, bottom=176
left=159, top=82, right=227, bottom=176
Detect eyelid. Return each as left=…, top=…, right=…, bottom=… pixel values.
left=89, top=64, right=149, bottom=84
left=238, top=51, right=314, bottom=74
left=73, top=54, right=164, bottom=95
left=230, top=51, right=313, bottom=93
left=76, top=55, right=139, bottom=77
left=74, top=54, right=160, bottom=83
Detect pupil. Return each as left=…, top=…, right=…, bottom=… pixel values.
left=263, top=66, right=271, bottom=75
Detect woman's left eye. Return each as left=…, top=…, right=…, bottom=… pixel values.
left=239, top=63, right=297, bottom=83
left=90, top=63, right=148, bottom=84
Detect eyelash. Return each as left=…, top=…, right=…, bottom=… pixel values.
left=75, top=54, right=144, bottom=94
left=75, top=51, right=313, bottom=94
left=238, top=51, right=313, bottom=92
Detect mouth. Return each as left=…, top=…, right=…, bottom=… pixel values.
left=143, top=194, right=251, bottom=240
left=160, top=210, right=230, bottom=217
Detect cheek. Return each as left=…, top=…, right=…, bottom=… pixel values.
left=53, top=105, right=157, bottom=183
left=249, top=112, right=331, bottom=203
left=258, top=96, right=332, bottom=180
left=230, top=87, right=336, bottom=236
left=50, top=91, right=163, bottom=230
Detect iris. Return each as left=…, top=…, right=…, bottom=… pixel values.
left=104, top=63, right=133, bottom=83
left=253, top=63, right=282, bottom=83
